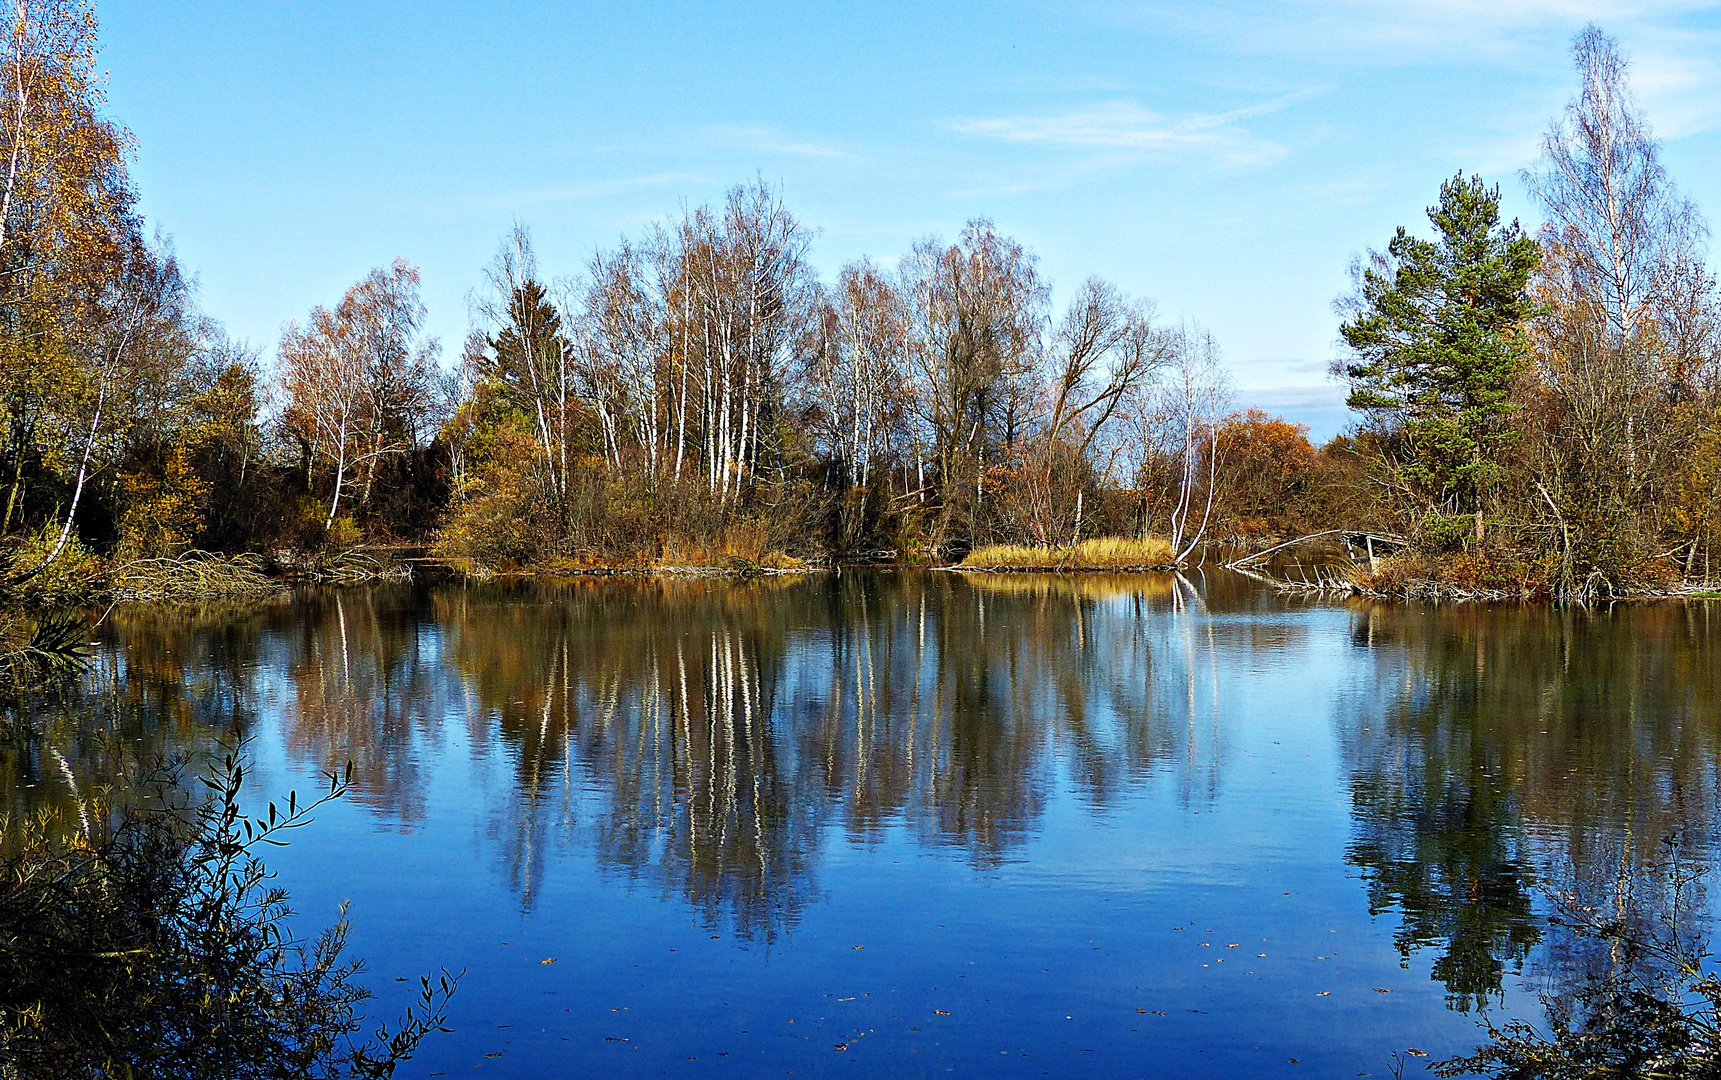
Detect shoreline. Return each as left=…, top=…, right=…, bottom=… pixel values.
left=1235, top=565, right=1721, bottom=604
left=97, top=546, right=1721, bottom=605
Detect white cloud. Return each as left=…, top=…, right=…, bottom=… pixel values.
left=1620, top=32, right=1721, bottom=139
left=946, top=88, right=1326, bottom=168
left=1110, top=2, right=1721, bottom=170
left=1236, top=381, right=1345, bottom=400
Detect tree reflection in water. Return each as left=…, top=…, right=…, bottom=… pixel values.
left=279, top=589, right=453, bottom=827
left=428, top=571, right=1212, bottom=939
left=1340, top=602, right=1721, bottom=1012
left=32, top=572, right=1229, bottom=942
left=0, top=600, right=274, bottom=847
left=24, top=572, right=1721, bottom=1029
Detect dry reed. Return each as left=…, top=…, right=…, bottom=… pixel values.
left=959, top=536, right=1176, bottom=571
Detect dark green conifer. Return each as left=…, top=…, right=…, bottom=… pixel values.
left=1340, top=173, right=1541, bottom=545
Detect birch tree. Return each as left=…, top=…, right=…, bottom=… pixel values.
left=1024, top=278, right=1165, bottom=543
left=0, top=0, right=126, bottom=276
left=669, top=181, right=810, bottom=507
left=804, top=259, right=906, bottom=491
left=1161, top=324, right=1230, bottom=564
left=1524, top=24, right=1719, bottom=575
left=583, top=238, right=669, bottom=479
left=347, top=259, right=437, bottom=507
left=0, top=0, right=134, bottom=568
left=1526, top=25, right=1691, bottom=348
left=24, top=230, right=189, bottom=577
left=279, top=261, right=436, bottom=532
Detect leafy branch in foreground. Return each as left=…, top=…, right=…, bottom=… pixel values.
left=0, top=737, right=458, bottom=1079
left=1438, top=837, right=1720, bottom=1080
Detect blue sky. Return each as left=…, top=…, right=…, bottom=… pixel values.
left=105, top=1, right=1721, bottom=440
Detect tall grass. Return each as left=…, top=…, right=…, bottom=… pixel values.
left=959, top=536, right=1176, bottom=570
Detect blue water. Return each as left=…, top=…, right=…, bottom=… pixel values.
left=27, top=571, right=1721, bottom=1077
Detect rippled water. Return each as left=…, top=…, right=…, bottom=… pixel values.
left=10, top=570, right=1721, bottom=1077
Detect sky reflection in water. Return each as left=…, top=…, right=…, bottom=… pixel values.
left=11, top=570, right=1721, bottom=1078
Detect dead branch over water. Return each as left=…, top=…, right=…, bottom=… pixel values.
left=111, top=551, right=281, bottom=604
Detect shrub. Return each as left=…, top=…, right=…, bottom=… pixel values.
left=0, top=739, right=457, bottom=1078
left=116, top=446, right=210, bottom=562
left=325, top=516, right=361, bottom=551
left=3, top=526, right=107, bottom=608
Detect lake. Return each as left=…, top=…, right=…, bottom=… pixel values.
left=10, top=570, right=1721, bottom=1078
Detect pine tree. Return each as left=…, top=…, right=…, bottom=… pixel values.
left=477, top=279, right=574, bottom=503
left=1340, top=173, right=1541, bottom=545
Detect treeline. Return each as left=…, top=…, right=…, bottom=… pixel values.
left=4, top=3, right=1715, bottom=595
left=429, top=208, right=1346, bottom=570
left=0, top=2, right=1359, bottom=588
left=232, top=175, right=1375, bottom=570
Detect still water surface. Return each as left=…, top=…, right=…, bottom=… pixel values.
left=12, top=570, right=1721, bottom=1077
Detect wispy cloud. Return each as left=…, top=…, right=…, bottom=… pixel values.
left=1237, top=376, right=1345, bottom=397
left=1141, top=0, right=1717, bottom=57
left=1623, top=33, right=1721, bottom=139
left=945, top=87, right=1326, bottom=168
left=706, top=125, right=856, bottom=160
left=1115, top=2, right=1721, bottom=168
left=510, top=172, right=697, bottom=204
